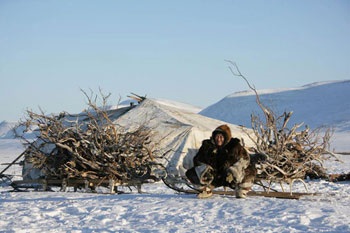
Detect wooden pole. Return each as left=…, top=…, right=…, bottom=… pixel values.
left=0, top=150, right=25, bottom=176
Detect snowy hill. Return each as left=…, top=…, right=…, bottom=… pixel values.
left=0, top=120, right=17, bottom=138
left=200, top=80, right=350, bottom=151
left=200, top=80, right=350, bottom=130
left=0, top=120, right=38, bottom=139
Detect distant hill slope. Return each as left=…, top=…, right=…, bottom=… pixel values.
left=0, top=121, right=17, bottom=138
left=200, top=80, right=350, bottom=132
left=0, top=120, right=39, bottom=139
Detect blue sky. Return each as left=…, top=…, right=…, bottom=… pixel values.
left=1, top=0, right=349, bottom=121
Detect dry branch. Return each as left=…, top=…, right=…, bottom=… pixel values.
left=226, top=60, right=334, bottom=190
left=15, top=91, right=163, bottom=186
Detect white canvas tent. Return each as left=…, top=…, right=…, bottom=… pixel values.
left=112, top=98, right=255, bottom=176
left=22, top=98, right=255, bottom=179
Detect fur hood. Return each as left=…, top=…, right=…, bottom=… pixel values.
left=211, top=124, right=232, bottom=145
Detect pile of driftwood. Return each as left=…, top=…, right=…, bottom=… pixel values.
left=16, top=92, right=162, bottom=186
left=227, top=61, right=334, bottom=191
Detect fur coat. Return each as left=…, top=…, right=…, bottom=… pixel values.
left=191, top=124, right=250, bottom=187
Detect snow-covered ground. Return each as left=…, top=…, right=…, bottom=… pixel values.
left=0, top=140, right=349, bottom=233
left=1, top=81, right=350, bottom=233
left=0, top=179, right=349, bottom=233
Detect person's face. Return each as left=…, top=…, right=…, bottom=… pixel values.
left=214, top=133, right=225, bottom=147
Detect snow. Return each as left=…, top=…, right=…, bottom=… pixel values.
left=0, top=160, right=350, bottom=232
left=1, top=81, right=350, bottom=233
left=0, top=121, right=17, bottom=139
left=227, top=80, right=348, bottom=98
left=201, top=80, right=350, bottom=152
left=152, top=98, right=203, bottom=113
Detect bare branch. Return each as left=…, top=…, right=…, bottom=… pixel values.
left=15, top=90, right=163, bottom=186
left=226, top=60, right=334, bottom=191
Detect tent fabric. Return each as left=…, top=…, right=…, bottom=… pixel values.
left=114, top=99, right=255, bottom=176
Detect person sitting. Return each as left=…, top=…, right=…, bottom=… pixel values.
left=185, top=124, right=256, bottom=198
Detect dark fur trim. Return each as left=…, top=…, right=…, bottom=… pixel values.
left=211, top=124, right=232, bottom=145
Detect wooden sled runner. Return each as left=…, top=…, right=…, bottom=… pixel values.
left=10, top=177, right=157, bottom=194
left=173, top=189, right=315, bottom=200
left=162, top=175, right=318, bottom=200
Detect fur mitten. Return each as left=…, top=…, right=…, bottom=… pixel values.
left=195, top=164, right=214, bottom=185
left=226, top=166, right=244, bottom=184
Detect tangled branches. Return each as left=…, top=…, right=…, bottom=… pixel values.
left=226, top=61, right=333, bottom=189
left=250, top=114, right=332, bottom=182
left=16, top=91, right=161, bottom=184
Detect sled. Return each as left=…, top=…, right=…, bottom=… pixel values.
left=162, top=175, right=318, bottom=200
left=10, top=177, right=158, bottom=193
